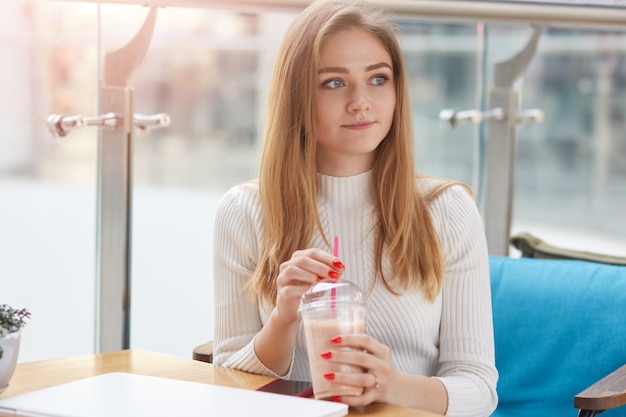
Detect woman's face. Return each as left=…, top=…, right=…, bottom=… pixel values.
left=314, top=28, right=396, bottom=176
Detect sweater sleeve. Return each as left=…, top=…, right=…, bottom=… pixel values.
left=212, top=185, right=285, bottom=377
left=431, top=186, right=499, bottom=417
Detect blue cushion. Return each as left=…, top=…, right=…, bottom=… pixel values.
left=489, top=255, right=626, bottom=417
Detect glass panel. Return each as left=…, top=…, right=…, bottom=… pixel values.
left=0, top=1, right=98, bottom=361
left=484, top=23, right=626, bottom=254
left=399, top=20, right=483, bottom=188
left=123, top=5, right=297, bottom=357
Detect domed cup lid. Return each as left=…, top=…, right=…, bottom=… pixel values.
left=299, top=279, right=365, bottom=313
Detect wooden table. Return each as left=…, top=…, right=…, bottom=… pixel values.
left=0, top=350, right=442, bottom=417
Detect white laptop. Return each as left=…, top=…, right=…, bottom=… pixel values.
left=0, top=372, right=348, bottom=417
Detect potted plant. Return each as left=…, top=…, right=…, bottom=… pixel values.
left=0, top=304, right=30, bottom=392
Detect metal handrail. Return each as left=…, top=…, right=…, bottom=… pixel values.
left=54, top=0, right=626, bottom=28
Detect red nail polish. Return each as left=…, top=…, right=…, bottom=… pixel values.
left=331, top=395, right=342, bottom=402
left=317, top=276, right=324, bottom=281
left=330, top=336, right=342, bottom=344
left=332, top=260, right=344, bottom=269
left=323, top=372, right=335, bottom=380
left=320, top=351, right=332, bottom=359
left=328, top=270, right=339, bottom=279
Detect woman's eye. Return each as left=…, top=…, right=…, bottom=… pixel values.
left=371, top=75, right=389, bottom=86
left=322, top=79, right=344, bottom=89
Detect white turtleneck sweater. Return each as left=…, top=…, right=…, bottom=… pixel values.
left=212, top=170, right=498, bottom=417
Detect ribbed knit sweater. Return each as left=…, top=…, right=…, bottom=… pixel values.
left=213, top=170, right=498, bottom=417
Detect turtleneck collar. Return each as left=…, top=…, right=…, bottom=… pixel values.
left=317, top=170, right=376, bottom=211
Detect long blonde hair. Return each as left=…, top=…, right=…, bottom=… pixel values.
left=253, top=0, right=466, bottom=305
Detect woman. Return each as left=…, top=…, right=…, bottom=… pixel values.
left=212, top=1, right=498, bottom=416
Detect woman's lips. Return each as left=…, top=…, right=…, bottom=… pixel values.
left=342, top=121, right=375, bottom=130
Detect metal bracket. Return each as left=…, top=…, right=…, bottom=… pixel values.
left=483, top=24, right=544, bottom=255
left=103, top=7, right=157, bottom=87
left=494, top=24, right=543, bottom=89
left=438, top=107, right=543, bottom=128
left=96, top=6, right=159, bottom=353
left=439, top=108, right=505, bottom=128
left=46, top=112, right=170, bottom=138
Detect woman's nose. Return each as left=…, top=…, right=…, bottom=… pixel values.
left=346, top=87, right=371, bottom=112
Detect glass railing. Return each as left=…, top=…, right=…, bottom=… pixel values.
left=2, top=0, right=625, bottom=362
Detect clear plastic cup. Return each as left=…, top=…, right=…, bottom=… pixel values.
left=300, top=279, right=367, bottom=399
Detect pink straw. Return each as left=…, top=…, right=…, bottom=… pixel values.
left=331, top=236, right=339, bottom=311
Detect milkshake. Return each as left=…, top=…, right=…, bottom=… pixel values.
left=300, top=279, right=367, bottom=400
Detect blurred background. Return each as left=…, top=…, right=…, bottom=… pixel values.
left=1, top=0, right=625, bottom=363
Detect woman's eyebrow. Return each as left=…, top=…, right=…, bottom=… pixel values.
left=366, top=62, right=392, bottom=72
left=319, top=62, right=392, bottom=74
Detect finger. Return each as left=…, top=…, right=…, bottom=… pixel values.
left=339, top=392, right=376, bottom=408
left=277, top=263, right=318, bottom=286
left=331, top=380, right=378, bottom=407
left=294, top=248, right=346, bottom=275
left=327, top=369, right=372, bottom=390
left=279, top=255, right=344, bottom=284
left=324, top=347, right=371, bottom=369
left=335, top=371, right=379, bottom=391
left=369, top=372, right=381, bottom=390
left=331, top=334, right=389, bottom=359
left=288, top=248, right=342, bottom=269
left=276, top=280, right=310, bottom=300
left=329, top=372, right=381, bottom=408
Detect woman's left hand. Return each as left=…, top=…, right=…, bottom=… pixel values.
left=322, top=333, right=395, bottom=407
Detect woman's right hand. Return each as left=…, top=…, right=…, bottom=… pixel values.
left=274, top=248, right=345, bottom=325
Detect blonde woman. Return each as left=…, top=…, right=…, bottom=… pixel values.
left=213, top=1, right=498, bottom=415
